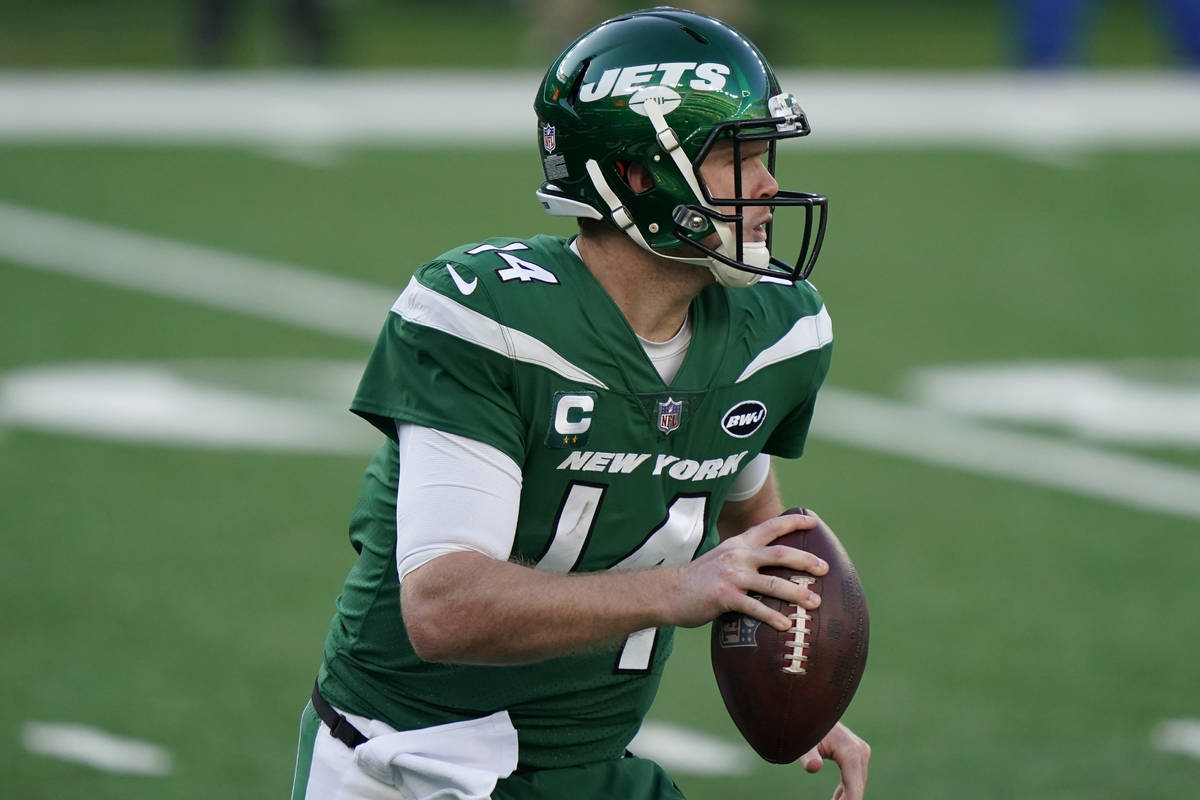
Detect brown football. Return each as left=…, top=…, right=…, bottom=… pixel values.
left=710, top=508, right=869, bottom=764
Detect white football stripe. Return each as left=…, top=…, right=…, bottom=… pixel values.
left=22, top=721, right=173, bottom=776
left=394, top=277, right=609, bottom=389
left=736, top=305, right=832, bottom=383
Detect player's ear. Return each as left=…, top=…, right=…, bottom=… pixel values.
left=623, top=161, right=655, bottom=194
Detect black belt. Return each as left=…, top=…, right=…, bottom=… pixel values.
left=311, top=681, right=369, bottom=749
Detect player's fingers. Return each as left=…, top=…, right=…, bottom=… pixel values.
left=741, top=510, right=817, bottom=546
left=827, top=728, right=869, bottom=800
left=841, top=756, right=868, bottom=800
left=841, top=769, right=866, bottom=800
left=800, top=746, right=824, bottom=773
left=831, top=785, right=845, bottom=800
left=757, top=543, right=829, bottom=576
left=727, top=592, right=792, bottom=631
left=797, top=507, right=826, bottom=526
left=745, top=571, right=821, bottom=611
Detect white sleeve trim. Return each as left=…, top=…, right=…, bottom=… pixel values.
left=735, top=305, right=832, bottom=383
left=725, top=453, right=771, bottom=503
left=394, top=423, right=523, bottom=583
left=393, top=276, right=609, bottom=389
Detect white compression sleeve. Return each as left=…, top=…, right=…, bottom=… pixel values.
left=393, top=423, right=523, bottom=583
left=725, top=452, right=771, bottom=502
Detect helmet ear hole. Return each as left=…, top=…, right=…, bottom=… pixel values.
left=622, top=162, right=656, bottom=195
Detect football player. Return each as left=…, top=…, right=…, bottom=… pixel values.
left=292, top=8, right=869, bottom=800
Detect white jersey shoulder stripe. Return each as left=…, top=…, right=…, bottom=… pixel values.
left=392, top=277, right=610, bottom=390
left=735, top=305, right=833, bottom=384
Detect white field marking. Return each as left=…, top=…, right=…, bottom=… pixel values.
left=1151, top=719, right=1200, bottom=760
left=5, top=200, right=1200, bottom=521
left=0, top=70, right=545, bottom=147
left=259, top=141, right=345, bottom=167
left=629, top=720, right=754, bottom=776
left=0, top=70, right=1199, bottom=149
left=910, top=360, right=1200, bottom=446
left=0, top=359, right=378, bottom=455
left=0, top=200, right=395, bottom=341
left=21, top=721, right=172, bottom=776
left=813, top=387, right=1200, bottom=522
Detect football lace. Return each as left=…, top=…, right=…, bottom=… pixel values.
left=783, top=574, right=816, bottom=675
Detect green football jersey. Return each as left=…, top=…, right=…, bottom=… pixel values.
left=319, top=234, right=832, bottom=770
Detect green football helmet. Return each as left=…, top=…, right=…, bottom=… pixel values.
left=534, top=7, right=827, bottom=288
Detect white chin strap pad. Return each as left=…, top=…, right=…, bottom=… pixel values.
left=709, top=260, right=761, bottom=288
left=710, top=245, right=765, bottom=288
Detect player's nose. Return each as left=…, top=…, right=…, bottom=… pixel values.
left=748, top=158, right=778, bottom=200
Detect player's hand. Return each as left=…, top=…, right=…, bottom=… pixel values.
left=669, top=511, right=828, bottom=630
left=800, top=722, right=870, bottom=800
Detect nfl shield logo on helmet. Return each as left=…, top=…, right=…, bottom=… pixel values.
left=656, top=397, right=682, bottom=435
left=542, top=124, right=556, bottom=153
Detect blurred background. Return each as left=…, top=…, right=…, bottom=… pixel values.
left=2, top=1, right=1199, bottom=798
left=3, top=0, right=1200, bottom=68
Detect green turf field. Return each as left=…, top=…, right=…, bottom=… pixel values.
left=3, top=132, right=1199, bottom=798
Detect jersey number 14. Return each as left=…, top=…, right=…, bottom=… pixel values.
left=537, top=483, right=708, bottom=673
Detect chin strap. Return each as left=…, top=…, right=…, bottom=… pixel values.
left=585, top=159, right=655, bottom=252
left=583, top=98, right=765, bottom=288
left=641, top=100, right=738, bottom=263
left=632, top=101, right=764, bottom=287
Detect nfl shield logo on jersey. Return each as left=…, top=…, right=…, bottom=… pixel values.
left=542, top=124, right=556, bottom=153
left=656, top=397, right=682, bottom=435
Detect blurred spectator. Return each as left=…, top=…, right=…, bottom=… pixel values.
left=189, top=0, right=337, bottom=66
left=524, top=0, right=762, bottom=59
left=1015, top=0, right=1200, bottom=68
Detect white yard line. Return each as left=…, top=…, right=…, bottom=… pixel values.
left=0, top=359, right=378, bottom=455
left=814, top=387, right=1200, bottom=522
left=0, top=200, right=394, bottom=340
left=4, top=200, right=1200, bottom=522
left=629, top=720, right=754, bottom=776
left=1151, top=719, right=1200, bottom=760
left=0, top=70, right=1198, bottom=148
left=21, top=721, right=173, bottom=776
